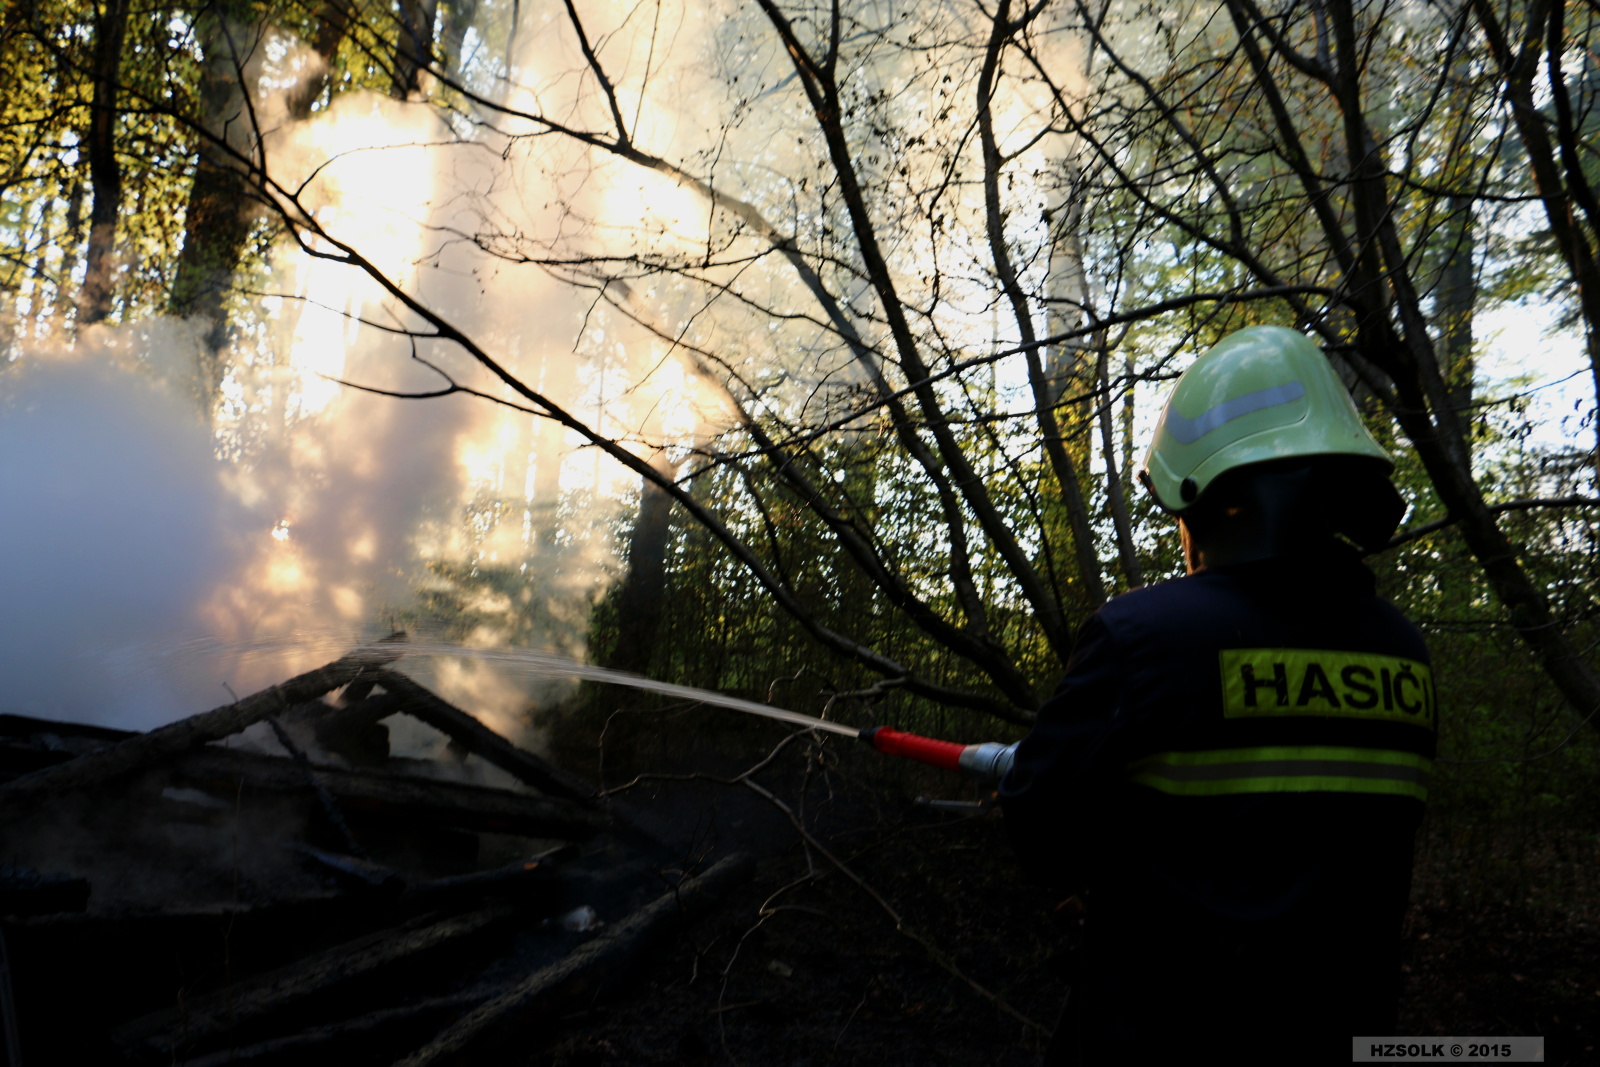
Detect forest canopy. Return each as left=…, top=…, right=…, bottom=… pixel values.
left=1, top=0, right=1598, bottom=759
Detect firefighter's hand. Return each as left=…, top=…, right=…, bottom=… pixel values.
left=957, top=741, right=1018, bottom=784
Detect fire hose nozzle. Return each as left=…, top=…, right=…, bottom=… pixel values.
left=861, top=728, right=1017, bottom=784
left=957, top=741, right=1018, bottom=785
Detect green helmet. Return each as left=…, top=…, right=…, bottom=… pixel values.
left=1141, top=326, right=1391, bottom=513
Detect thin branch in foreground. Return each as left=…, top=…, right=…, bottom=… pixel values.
left=738, top=776, right=1047, bottom=1034
left=1382, top=496, right=1600, bottom=551
left=597, top=729, right=1047, bottom=1034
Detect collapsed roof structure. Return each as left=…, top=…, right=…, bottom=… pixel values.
left=0, top=637, right=749, bottom=1065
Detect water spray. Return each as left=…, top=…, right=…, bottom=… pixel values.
left=393, top=642, right=1019, bottom=785
left=125, top=634, right=1019, bottom=785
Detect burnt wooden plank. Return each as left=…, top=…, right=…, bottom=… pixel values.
left=0, top=865, right=89, bottom=917
left=0, top=637, right=407, bottom=807
left=170, top=986, right=498, bottom=1067
left=398, top=852, right=755, bottom=1066
left=402, top=843, right=578, bottom=908
left=0, top=715, right=132, bottom=779
left=0, top=714, right=135, bottom=743
left=112, top=904, right=516, bottom=1059
left=170, top=747, right=609, bottom=840
left=289, top=842, right=577, bottom=906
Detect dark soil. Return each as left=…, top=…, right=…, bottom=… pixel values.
left=528, top=807, right=1067, bottom=1067
left=1400, top=831, right=1600, bottom=1066
left=531, top=705, right=1600, bottom=1067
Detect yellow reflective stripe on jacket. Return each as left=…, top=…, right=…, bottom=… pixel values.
left=1219, top=649, right=1436, bottom=729
left=1128, top=746, right=1431, bottom=801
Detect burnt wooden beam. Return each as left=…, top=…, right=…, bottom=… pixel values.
left=365, top=669, right=597, bottom=802
left=291, top=842, right=578, bottom=906
left=398, top=852, right=755, bottom=1066
left=293, top=845, right=406, bottom=896
left=0, top=715, right=134, bottom=779
left=0, top=714, right=135, bottom=744
left=265, top=715, right=367, bottom=856
left=0, top=636, right=408, bottom=808
left=403, top=843, right=578, bottom=908
left=171, top=747, right=609, bottom=840
left=112, top=904, right=516, bottom=1060
left=0, top=865, right=89, bottom=917
left=169, top=985, right=498, bottom=1067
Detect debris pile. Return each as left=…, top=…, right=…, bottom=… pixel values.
left=0, top=637, right=749, bottom=1065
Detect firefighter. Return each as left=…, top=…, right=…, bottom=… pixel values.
left=1000, top=326, right=1433, bottom=1066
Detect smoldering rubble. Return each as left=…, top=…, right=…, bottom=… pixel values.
left=0, top=636, right=749, bottom=1066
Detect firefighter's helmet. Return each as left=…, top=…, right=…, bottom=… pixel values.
left=1140, top=326, right=1392, bottom=513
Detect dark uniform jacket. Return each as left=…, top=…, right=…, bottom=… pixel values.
left=1001, top=546, right=1434, bottom=1066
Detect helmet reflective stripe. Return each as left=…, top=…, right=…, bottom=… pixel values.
left=1127, top=745, right=1431, bottom=801
left=1163, top=381, right=1306, bottom=445
left=1142, top=326, right=1392, bottom=512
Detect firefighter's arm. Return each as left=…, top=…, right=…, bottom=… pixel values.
left=998, top=614, right=1129, bottom=893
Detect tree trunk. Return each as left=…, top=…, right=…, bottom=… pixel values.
left=171, top=4, right=352, bottom=411
left=167, top=9, right=259, bottom=406
left=978, top=1, right=1105, bottom=610
left=437, top=0, right=481, bottom=77
left=286, top=0, right=354, bottom=120
left=391, top=0, right=439, bottom=99
left=1097, top=342, right=1144, bottom=588
left=76, top=0, right=129, bottom=327
left=1436, top=196, right=1477, bottom=442
left=1470, top=0, right=1600, bottom=480
left=601, top=454, right=682, bottom=676
left=1395, top=389, right=1600, bottom=727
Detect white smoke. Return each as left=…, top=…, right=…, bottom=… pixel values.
left=0, top=348, right=254, bottom=729
left=0, top=3, right=749, bottom=735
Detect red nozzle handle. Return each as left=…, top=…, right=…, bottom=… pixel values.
left=861, top=727, right=966, bottom=772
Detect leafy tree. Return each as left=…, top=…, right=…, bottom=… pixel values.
left=4, top=0, right=1598, bottom=741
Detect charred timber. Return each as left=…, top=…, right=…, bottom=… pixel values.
left=398, top=852, right=755, bottom=1066
left=0, top=714, right=133, bottom=779
left=170, top=747, right=609, bottom=840
left=293, top=845, right=406, bottom=896
left=402, top=843, right=578, bottom=908
left=292, top=843, right=577, bottom=906
left=169, top=985, right=499, bottom=1067
left=0, top=637, right=407, bottom=808
left=112, top=904, right=516, bottom=1061
left=266, top=715, right=367, bottom=857
left=0, top=865, right=89, bottom=917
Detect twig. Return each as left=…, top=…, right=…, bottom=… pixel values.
left=714, top=869, right=819, bottom=1066
left=1436, top=704, right=1600, bottom=765
left=1383, top=496, right=1600, bottom=551
left=820, top=676, right=907, bottom=717
left=833, top=987, right=869, bottom=1055
left=595, top=730, right=810, bottom=798
left=738, top=777, right=1047, bottom=1033
left=595, top=730, right=1046, bottom=1033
